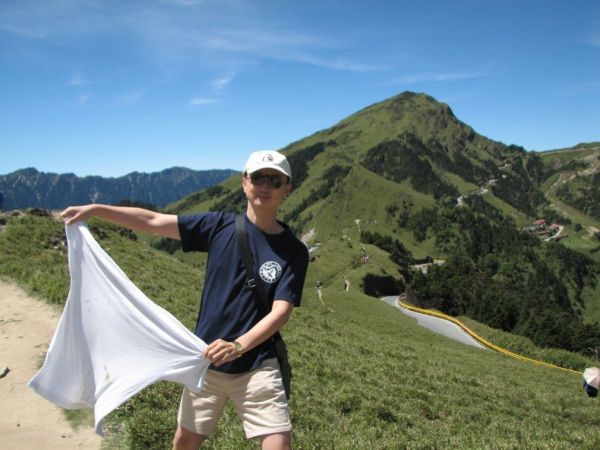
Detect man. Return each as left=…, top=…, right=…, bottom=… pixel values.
left=61, top=150, right=309, bottom=450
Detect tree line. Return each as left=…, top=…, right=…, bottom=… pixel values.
left=372, top=197, right=600, bottom=356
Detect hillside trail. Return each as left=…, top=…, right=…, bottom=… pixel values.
left=0, top=280, right=102, bottom=450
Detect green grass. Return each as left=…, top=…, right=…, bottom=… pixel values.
left=0, top=213, right=70, bottom=303
left=441, top=171, right=478, bottom=194
left=63, top=408, right=97, bottom=430
left=542, top=186, right=600, bottom=264
left=535, top=154, right=600, bottom=267
left=3, top=213, right=600, bottom=449
left=480, top=191, right=531, bottom=226
left=539, top=143, right=600, bottom=159
left=582, top=281, right=600, bottom=325
left=458, top=316, right=597, bottom=371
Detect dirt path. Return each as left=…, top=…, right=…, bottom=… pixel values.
left=0, top=281, right=102, bottom=450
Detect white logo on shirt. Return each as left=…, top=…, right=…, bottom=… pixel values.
left=259, top=261, right=282, bottom=283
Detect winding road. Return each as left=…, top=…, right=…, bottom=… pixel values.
left=380, top=296, right=486, bottom=349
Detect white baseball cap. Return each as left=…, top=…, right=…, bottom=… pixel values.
left=244, top=150, right=292, bottom=180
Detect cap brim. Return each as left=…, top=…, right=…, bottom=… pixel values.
left=246, top=164, right=291, bottom=179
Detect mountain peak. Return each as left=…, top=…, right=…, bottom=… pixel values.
left=385, top=91, right=456, bottom=118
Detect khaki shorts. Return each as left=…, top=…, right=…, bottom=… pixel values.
left=177, top=358, right=291, bottom=439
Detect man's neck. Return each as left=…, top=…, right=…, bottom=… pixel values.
left=245, top=204, right=283, bottom=234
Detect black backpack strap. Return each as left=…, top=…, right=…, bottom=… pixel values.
left=235, top=214, right=259, bottom=295
left=235, top=214, right=291, bottom=398
left=235, top=214, right=278, bottom=324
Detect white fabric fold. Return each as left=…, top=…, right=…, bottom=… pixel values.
left=28, top=222, right=209, bottom=436
left=584, top=367, right=600, bottom=389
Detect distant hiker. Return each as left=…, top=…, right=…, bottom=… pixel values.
left=583, top=367, right=600, bottom=397
left=61, top=150, right=309, bottom=450
left=360, top=246, right=369, bottom=264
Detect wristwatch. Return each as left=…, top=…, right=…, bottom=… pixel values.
left=233, top=341, right=245, bottom=358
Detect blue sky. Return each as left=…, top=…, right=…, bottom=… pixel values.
left=1, top=0, right=599, bottom=177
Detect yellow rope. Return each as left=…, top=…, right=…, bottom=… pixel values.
left=398, top=299, right=582, bottom=375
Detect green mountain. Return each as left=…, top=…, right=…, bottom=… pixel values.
left=170, top=92, right=543, bottom=237
left=0, top=166, right=238, bottom=210
left=169, top=92, right=600, bottom=355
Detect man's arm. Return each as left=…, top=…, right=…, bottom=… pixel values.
left=60, top=204, right=180, bottom=240
left=205, top=300, right=294, bottom=366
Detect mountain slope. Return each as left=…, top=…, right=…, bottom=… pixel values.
left=539, top=143, right=600, bottom=223
left=0, top=167, right=238, bottom=210
left=282, top=93, right=546, bottom=235
left=171, top=92, right=543, bottom=234
left=169, top=91, right=600, bottom=352
left=170, top=92, right=558, bottom=251
left=1, top=212, right=599, bottom=449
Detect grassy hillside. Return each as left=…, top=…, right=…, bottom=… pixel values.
left=164, top=92, right=600, bottom=352
left=0, top=213, right=205, bottom=330
left=539, top=143, right=600, bottom=224
left=3, top=93, right=600, bottom=448
left=533, top=145, right=600, bottom=322
left=168, top=92, right=553, bottom=260
left=2, top=213, right=600, bottom=449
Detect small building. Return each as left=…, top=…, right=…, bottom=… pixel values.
left=522, top=219, right=547, bottom=233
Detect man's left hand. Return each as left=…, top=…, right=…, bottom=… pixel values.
left=204, top=339, right=238, bottom=366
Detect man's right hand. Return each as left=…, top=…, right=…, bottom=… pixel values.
left=60, top=204, right=97, bottom=225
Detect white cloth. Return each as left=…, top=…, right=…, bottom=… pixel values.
left=28, top=222, right=209, bottom=436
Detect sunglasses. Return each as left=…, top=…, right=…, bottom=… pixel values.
left=249, top=172, right=287, bottom=188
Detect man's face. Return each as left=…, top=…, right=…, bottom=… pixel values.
left=242, top=169, right=292, bottom=209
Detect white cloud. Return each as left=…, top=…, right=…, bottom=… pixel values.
left=556, top=80, right=600, bottom=97
left=586, top=34, right=600, bottom=48
left=189, top=72, right=236, bottom=108
left=211, top=73, right=236, bottom=92
left=162, top=0, right=206, bottom=6
left=67, top=72, right=90, bottom=86
left=78, top=94, right=90, bottom=104
left=392, top=71, right=487, bottom=84
left=0, top=0, right=114, bottom=39
left=190, top=97, right=219, bottom=106
left=0, top=1, right=376, bottom=74
left=117, top=89, right=145, bottom=105
left=293, top=55, right=383, bottom=73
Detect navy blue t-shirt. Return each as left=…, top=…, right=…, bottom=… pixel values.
left=178, top=212, right=309, bottom=374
